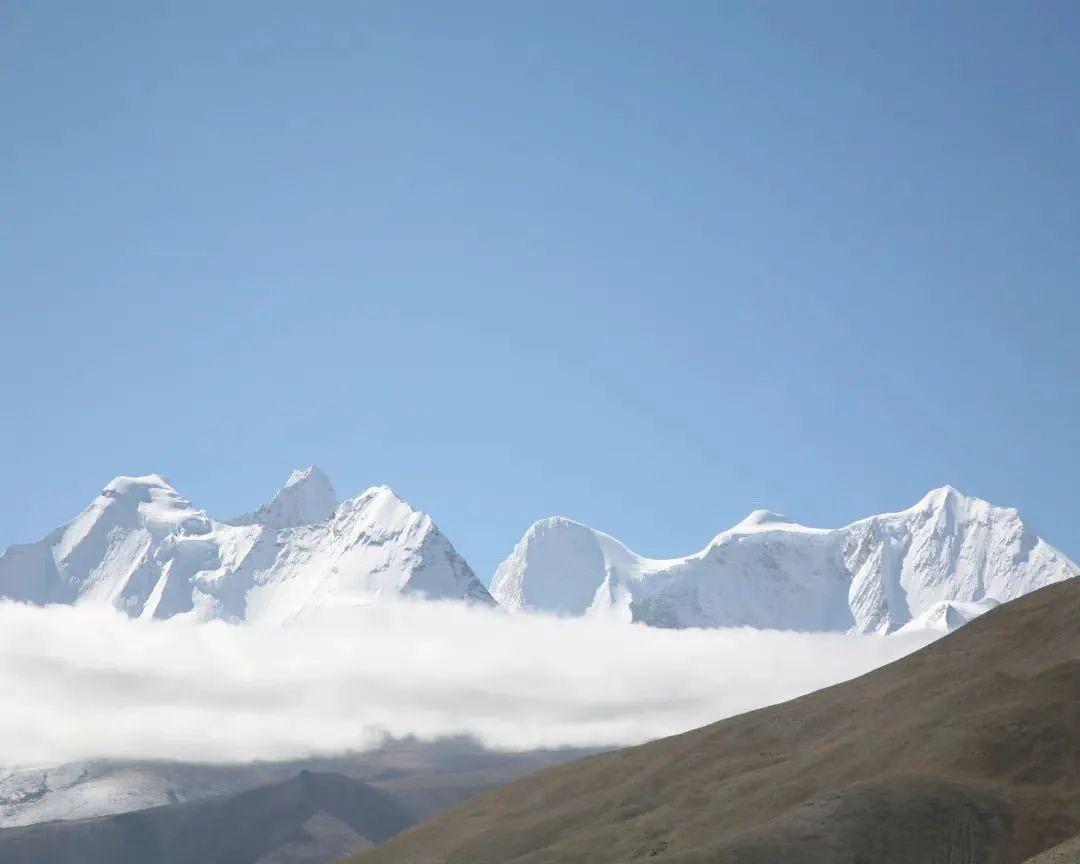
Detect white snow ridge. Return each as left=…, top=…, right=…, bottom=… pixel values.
left=490, top=486, right=1078, bottom=633
left=0, top=467, right=494, bottom=622
left=0, top=476, right=1073, bottom=634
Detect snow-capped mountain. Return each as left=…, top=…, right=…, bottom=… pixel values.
left=227, top=465, right=337, bottom=530
left=0, top=468, right=493, bottom=622
left=3, top=475, right=1073, bottom=632
left=490, top=486, right=1078, bottom=633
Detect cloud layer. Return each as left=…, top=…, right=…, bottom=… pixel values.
left=0, top=599, right=935, bottom=766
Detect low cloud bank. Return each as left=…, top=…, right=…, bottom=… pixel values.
left=0, top=600, right=935, bottom=766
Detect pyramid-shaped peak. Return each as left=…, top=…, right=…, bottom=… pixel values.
left=229, top=465, right=337, bottom=530
left=918, top=484, right=965, bottom=506
left=285, top=464, right=331, bottom=490
left=345, top=484, right=433, bottom=529
left=908, top=485, right=1006, bottom=521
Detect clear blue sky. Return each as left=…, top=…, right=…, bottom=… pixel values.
left=2, top=1, right=1078, bottom=579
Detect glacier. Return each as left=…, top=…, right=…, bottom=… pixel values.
left=0, top=467, right=494, bottom=622
left=489, top=486, right=1078, bottom=633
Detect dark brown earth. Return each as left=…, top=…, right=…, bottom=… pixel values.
left=348, top=579, right=1080, bottom=864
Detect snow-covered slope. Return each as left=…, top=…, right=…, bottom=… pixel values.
left=0, top=468, right=493, bottom=622
left=0, top=741, right=592, bottom=830
left=0, top=761, right=269, bottom=828
left=490, top=487, right=1077, bottom=633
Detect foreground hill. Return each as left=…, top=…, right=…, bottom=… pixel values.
left=349, top=578, right=1080, bottom=864
left=491, top=486, right=1078, bottom=631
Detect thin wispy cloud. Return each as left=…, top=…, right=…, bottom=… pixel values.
left=0, top=600, right=935, bottom=766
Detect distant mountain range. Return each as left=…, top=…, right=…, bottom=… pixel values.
left=1, top=473, right=1077, bottom=863
left=492, top=485, right=1078, bottom=632
left=0, top=738, right=593, bottom=852
left=0, top=471, right=1074, bottom=631
left=0, top=467, right=492, bottom=622
left=347, top=578, right=1080, bottom=864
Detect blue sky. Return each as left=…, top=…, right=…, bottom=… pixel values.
left=2, top=1, right=1078, bottom=579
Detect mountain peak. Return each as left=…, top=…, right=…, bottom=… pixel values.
left=493, top=488, right=1077, bottom=631
left=916, top=484, right=965, bottom=508
left=1, top=468, right=492, bottom=621
left=97, top=475, right=205, bottom=531
left=231, top=466, right=337, bottom=530
left=367, top=483, right=404, bottom=502
left=339, top=485, right=417, bottom=521
left=523, top=516, right=590, bottom=539
left=490, top=516, right=612, bottom=615
left=102, top=474, right=176, bottom=499
left=904, top=486, right=1022, bottom=525
left=284, top=464, right=329, bottom=489
left=735, top=509, right=797, bottom=529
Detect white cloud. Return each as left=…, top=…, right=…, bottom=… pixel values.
left=0, top=599, right=935, bottom=766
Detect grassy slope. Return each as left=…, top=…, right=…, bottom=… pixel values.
left=348, top=579, right=1080, bottom=864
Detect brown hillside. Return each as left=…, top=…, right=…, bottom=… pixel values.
left=348, top=579, right=1080, bottom=864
